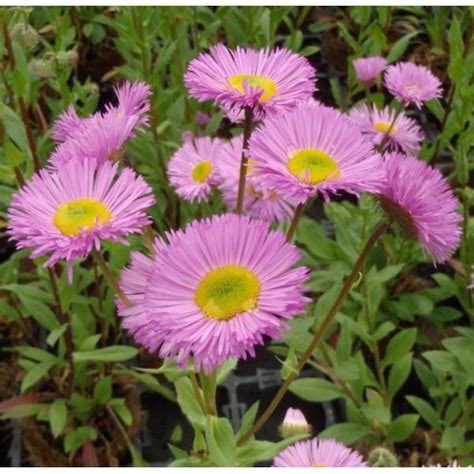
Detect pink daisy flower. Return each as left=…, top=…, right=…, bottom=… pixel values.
left=280, top=408, right=311, bottom=438
left=349, top=104, right=424, bottom=155
left=353, top=56, right=387, bottom=84
left=384, top=62, right=443, bottom=109
left=8, top=159, right=155, bottom=281
left=52, top=81, right=150, bottom=143
left=117, top=214, right=310, bottom=372
left=216, top=136, right=296, bottom=222
left=168, top=137, right=223, bottom=203
left=49, top=81, right=151, bottom=167
left=249, top=101, right=386, bottom=204
left=378, top=153, right=462, bottom=263
left=184, top=44, right=316, bottom=121
left=273, top=438, right=367, bottom=467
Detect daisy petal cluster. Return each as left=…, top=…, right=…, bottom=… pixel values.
left=353, top=56, right=387, bottom=84
left=378, top=153, right=462, bottom=263
left=349, top=104, right=424, bottom=155
left=117, top=214, right=310, bottom=372
left=168, top=137, right=224, bottom=203
left=249, top=101, right=386, bottom=204
left=50, top=81, right=151, bottom=167
left=8, top=159, right=155, bottom=281
left=273, top=438, right=367, bottom=467
left=216, top=136, right=296, bottom=222
left=184, top=44, right=316, bottom=121
left=384, top=62, right=442, bottom=108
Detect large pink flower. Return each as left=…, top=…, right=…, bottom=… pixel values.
left=184, top=44, right=316, bottom=121
left=249, top=101, right=386, bottom=204
left=117, top=214, right=310, bottom=372
left=378, top=153, right=462, bottom=263
left=8, top=159, right=155, bottom=281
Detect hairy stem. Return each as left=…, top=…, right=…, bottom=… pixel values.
left=236, top=107, right=254, bottom=214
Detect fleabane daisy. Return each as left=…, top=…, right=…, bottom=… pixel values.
left=168, top=137, right=223, bottom=203
left=184, top=44, right=316, bottom=121
left=349, top=104, right=424, bottom=155
left=249, top=101, right=386, bottom=204
left=353, top=56, right=387, bottom=84
left=216, top=136, right=296, bottom=222
left=273, top=438, right=367, bottom=467
left=384, top=62, right=442, bottom=109
left=49, top=81, right=151, bottom=167
left=117, top=214, right=310, bottom=372
left=8, top=159, right=155, bottom=281
left=378, top=153, right=462, bottom=263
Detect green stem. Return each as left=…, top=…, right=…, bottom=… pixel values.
left=287, top=203, right=305, bottom=242
left=236, top=107, right=254, bottom=214
left=92, top=250, right=131, bottom=307
left=237, top=222, right=389, bottom=446
left=199, top=370, right=217, bottom=416
left=190, top=372, right=207, bottom=415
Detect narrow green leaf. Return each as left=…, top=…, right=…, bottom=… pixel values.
left=50, top=399, right=68, bottom=438
left=205, top=416, right=236, bottom=467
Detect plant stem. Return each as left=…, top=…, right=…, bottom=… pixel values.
left=287, top=203, right=305, bottom=242
left=47, top=267, right=74, bottom=395
left=430, top=86, right=455, bottom=165
left=236, top=107, right=254, bottom=214
left=190, top=372, right=207, bottom=415
left=199, top=370, right=217, bottom=416
left=92, top=250, right=131, bottom=307
left=237, top=222, right=389, bottom=446
left=3, top=21, right=41, bottom=172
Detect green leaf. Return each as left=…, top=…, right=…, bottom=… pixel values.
left=49, top=399, right=67, bottom=438
left=387, top=31, right=418, bottom=62
left=21, top=361, right=55, bottom=393
left=64, top=426, right=97, bottom=453
left=93, top=376, right=112, bottom=404
left=216, top=359, right=237, bottom=385
left=406, top=395, right=441, bottom=430
left=441, top=426, right=465, bottom=451
left=15, top=346, right=60, bottom=364
left=388, top=353, right=413, bottom=399
left=205, top=416, right=236, bottom=467
left=382, top=328, right=417, bottom=368
left=423, top=350, right=463, bottom=374
left=280, top=348, right=298, bottom=380
left=46, top=324, right=68, bottom=347
left=237, top=402, right=259, bottom=439
left=73, top=345, right=138, bottom=363
left=386, top=414, right=419, bottom=443
left=318, top=422, right=372, bottom=444
left=109, top=398, right=132, bottom=426
left=289, top=378, right=343, bottom=402
left=174, top=377, right=205, bottom=428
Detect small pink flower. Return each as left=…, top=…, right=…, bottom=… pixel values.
left=353, top=56, right=387, bottom=84
left=384, top=62, right=442, bottom=108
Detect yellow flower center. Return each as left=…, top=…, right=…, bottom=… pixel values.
left=374, top=121, right=396, bottom=134
left=228, top=74, right=278, bottom=102
left=312, top=464, right=327, bottom=468
left=191, top=160, right=212, bottom=184
left=194, top=265, right=260, bottom=320
left=53, top=198, right=111, bottom=236
left=287, top=148, right=341, bottom=185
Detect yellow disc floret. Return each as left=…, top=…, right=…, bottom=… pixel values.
left=228, top=74, right=278, bottom=102
left=374, top=121, right=396, bottom=134
left=287, top=148, right=340, bottom=185
left=195, top=265, right=260, bottom=320
left=53, top=198, right=111, bottom=236
left=191, top=160, right=212, bottom=184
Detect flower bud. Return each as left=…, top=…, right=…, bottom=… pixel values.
left=368, top=447, right=398, bottom=467
left=181, top=130, right=194, bottom=143
left=11, top=23, right=39, bottom=49
left=196, top=111, right=209, bottom=127
left=280, top=408, right=311, bottom=439
left=30, top=58, right=54, bottom=79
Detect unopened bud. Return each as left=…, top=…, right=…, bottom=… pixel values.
left=368, top=447, right=398, bottom=467
left=196, top=111, right=209, bottom=127
left=11, top=23, right=39, bottom=49
left=280, top=408, right=311, bottom=439
left=181, top=130, right=194, bottom=143
left=30, top=58, right=54, bottom=78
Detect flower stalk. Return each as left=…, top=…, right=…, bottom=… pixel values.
left=236, top=107, right=254, bottom=214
